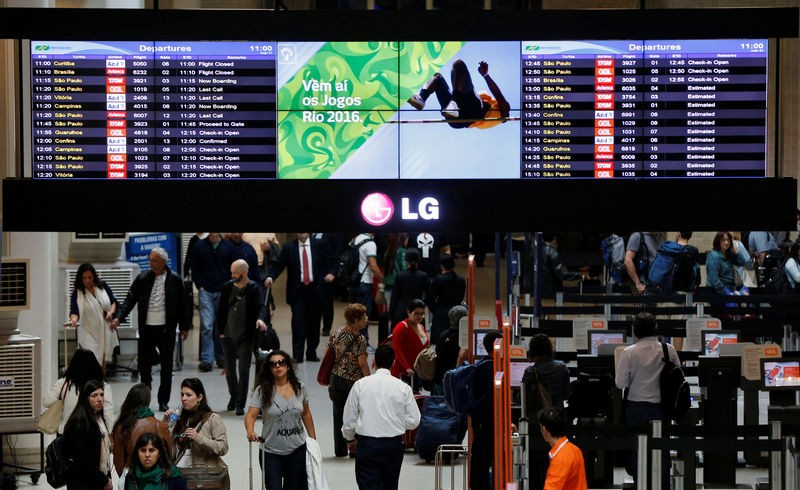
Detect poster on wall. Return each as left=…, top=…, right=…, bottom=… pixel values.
left=125, top=233, right=179, bottom=272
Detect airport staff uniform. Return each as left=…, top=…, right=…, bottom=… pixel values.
left=341, top=368, right=421, bottom=490
left=544, top=437, right=587, bottom=490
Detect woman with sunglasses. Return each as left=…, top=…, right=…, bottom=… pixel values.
left=245, top=350, right=316, bottom=490
left=164, top=378, right=229, bottom=487
left=390, top=299, right=429, bottom=385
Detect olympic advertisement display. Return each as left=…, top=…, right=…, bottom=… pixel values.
left=27, top=39, right=767, bottom=180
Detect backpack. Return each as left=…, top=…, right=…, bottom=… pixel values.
left=646, top=241, right=698, bottom=294
left=601, top=234, right=626, bottom=284
left=338, top=236, right=372, bottom=289
left=443, top=360, right=491, bottom=415
left=632, top=232, right=652, bottom=274
left=659, top=342, right=690, bottom=422
left=414, top=345, right=437, bottom=381
left=522, top=365, right=553, bottom=420
left=44, top=435, right=73, bottom=488
left=759, top=248, right=786, bottom=288
left=764, top=257, right=793, bottom=294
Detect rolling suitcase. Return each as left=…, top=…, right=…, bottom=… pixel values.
left=415, top=395, right=468, bottom=463
left=403, top=393, right=427, bottom=449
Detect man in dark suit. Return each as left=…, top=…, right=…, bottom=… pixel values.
left=428, top=254, right=466, bottom=343
left=313, top=233, right=345, bottom=336
left=264, top=233, right=338, bottom=363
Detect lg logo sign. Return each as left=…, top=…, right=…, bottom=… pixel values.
left=360, top=193, right=440, bottom=226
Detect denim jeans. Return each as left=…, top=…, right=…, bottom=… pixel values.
left=263, top=444, right=307, bottom=490
left=197, top=289, right=221, bottom=364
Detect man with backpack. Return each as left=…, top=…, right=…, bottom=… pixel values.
left=624, top=232, right=662, bottom=293
left=346, top=233, right=383, bottom=348
left=615, top=312, right=680, bottom=488
left=542, top=233, right=586, bottom=299
left=646, top=232, right=700, bottom=349
left=469, top=331, right=502, bottom=490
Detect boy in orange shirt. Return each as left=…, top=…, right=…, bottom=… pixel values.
left=538, top=407, right=588, bottom=490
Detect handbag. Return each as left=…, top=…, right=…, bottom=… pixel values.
left=317, top=341, right=335, bottom=387
left=180, top=464, right=230, bottom=490
left=39, top=381, right=69, bottom=434
left=44, top=434, right=73, bottom=488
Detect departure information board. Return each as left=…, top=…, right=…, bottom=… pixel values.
left=28, top=39, right=767, bottom=180
left=30, top=41, right=276, bottom=179
left=520, top=40, right=767, bottom=178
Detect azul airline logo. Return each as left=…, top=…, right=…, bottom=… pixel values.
left=360, top=193, right=440, bottom=226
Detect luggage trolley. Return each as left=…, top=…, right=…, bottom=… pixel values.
left=434, top=444, right=468, bottom=490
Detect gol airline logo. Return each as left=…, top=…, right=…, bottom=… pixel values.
left=478, top=319, right=491, bottom=328
left=707, top=320, right=720, bottom=328
left=591, top=321, right=605, bottom=328
left=765, top=347, right=779, bottom=356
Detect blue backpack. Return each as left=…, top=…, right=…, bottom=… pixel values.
left=601, top=234, right=626, bottom=284
left=443, top=360, right=491, bottom=415
left=647, top=241, right=697, bottom=294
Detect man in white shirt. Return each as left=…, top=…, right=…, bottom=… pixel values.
left=342, top=345, right=420, bottom=490
left=352, top=233, right=383, bottom=347
left=615, top=312, right=679, bottom=487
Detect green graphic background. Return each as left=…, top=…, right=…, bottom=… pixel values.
left=278, top=41, right=465, bottom=179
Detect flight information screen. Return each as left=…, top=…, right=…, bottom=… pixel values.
left=28, top=39, right=767, bottom=180
left=30, top=41, right=276, bottom=179
left=520, top=40, right=767, bottom=178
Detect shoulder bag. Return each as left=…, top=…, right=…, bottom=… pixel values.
left=175, top=414, right=229, bottom=490
left=39, top=381, right=69, bottom=434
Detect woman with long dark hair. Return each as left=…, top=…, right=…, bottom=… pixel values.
left=111, top=384, right=172, bottom=477
left=43, top=348, right=114, bottom=435
left=69, top=263, right=118, bottom=370
left=164, top=378, right=228, bottom=482
left=245, top=350, right=316, bottom=490
left=63, top=380, right=113, bottom=490
left=706, top=232, right=750, bottom=294
left=123, top=432, right=187, bottom=490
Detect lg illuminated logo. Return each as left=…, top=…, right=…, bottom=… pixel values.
left=360, top=193, right=440, bottom=226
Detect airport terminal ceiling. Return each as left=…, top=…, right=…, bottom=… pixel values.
left=1, top=7, right=797, bottom=231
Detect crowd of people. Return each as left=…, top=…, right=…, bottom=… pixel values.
left=50, top=230, right=800, bottom=489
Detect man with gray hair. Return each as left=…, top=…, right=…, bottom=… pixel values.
left=216, top=259, right=268, bottom=415
left=114, top=247, right=191, bottom=411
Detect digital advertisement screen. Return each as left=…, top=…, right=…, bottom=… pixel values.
left=588, top=330, right=625, bottom=356
left=27, top=39, right=767, bottom=180
left=763, top=360, right=800, bottom=388
left=702, top=330, right=739, bottom=357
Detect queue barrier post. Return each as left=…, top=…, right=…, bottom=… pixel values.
left=770, top=421, right=783, bottom=490
left=651, top=420, right=662, bottom=490
left=636, top=434, right=648, bottom=490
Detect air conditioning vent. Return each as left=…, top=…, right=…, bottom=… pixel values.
left=0, top=259, right=29, bottom=310
left=0, top=343, right=36, bottom=422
